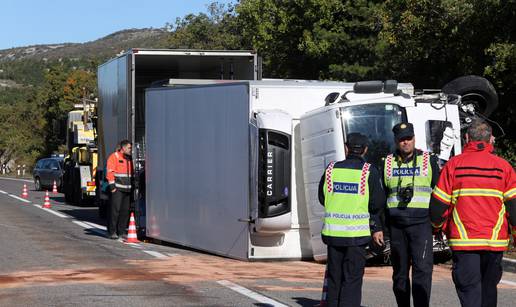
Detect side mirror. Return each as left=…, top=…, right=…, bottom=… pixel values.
left=324, top=92, right=340, bottom=106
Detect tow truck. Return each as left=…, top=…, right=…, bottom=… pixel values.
left=62, top=96, right=98, bottom=205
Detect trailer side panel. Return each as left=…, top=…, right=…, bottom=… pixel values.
left=145, top=84, right=250, bottom=260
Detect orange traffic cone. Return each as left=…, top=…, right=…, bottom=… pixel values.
left=52, top=180, right=58, bottom=194
left=21, top=183, right=29, bottom=198
left=125, top=212, right=139, bottom=243
left=320, top=266, right=328, bottom=307
left=42, top=191, right=52, bottom=209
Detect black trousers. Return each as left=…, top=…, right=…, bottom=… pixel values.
left=389, top=222, right=433, bottom=307
left=108, top=190, right=130, bottom=236
left=326, top=244, right=367, bottom=307
left=452, top=251, right=503, bottom=307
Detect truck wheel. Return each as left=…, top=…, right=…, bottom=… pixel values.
left=34, top=177, right=42, bottom=191
left=442, top=75, right=498, bottom=117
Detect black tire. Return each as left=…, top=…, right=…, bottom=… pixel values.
left=72, top=170, right=84, bottom=206
left=34, top=177, right=42, bottom=191
left=442, top=75, right=498, bottom=117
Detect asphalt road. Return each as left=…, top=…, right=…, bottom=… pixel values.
left=0, top=177, right=515, bottom=306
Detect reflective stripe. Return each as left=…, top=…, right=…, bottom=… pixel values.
left=421, top=152, right=429, bottom=177
left=322, top=224, right=370, bottom=232
left=448, top=238, right=509, bottom=247
left=452, top=208, right=468, bottom=239
left=390, top=186, right=433, bottom=194
left=504, top=188, right=516, bottom=200
left=325, top=162, right=336, bottom=193
left=114, top=174, right=131, bottom=178
left=387, top=195, right=431, bottom=204
left=115, top=183, right=131, bottom=189
left=359, top=163, right=370, bottom=195
left=452, top=188, right=503, bottom=200
left=433, top=186, right=452, bottom=203
left=385, top=155, right=393, bottom=180
left=324, top=212, right=370, bottom=220
left=491, top=205, right=506, bottom=240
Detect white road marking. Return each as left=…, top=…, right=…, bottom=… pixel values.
left=40, top=207, right=69, bottom=218
left=503, top=258, right=516, bottom=264
left=217, top=280, right=288, bottom=307
left=166, top=253, right=178, bottom=257
left=500, top=279, right=516, bottom=287
left=83, top=221, right=107, bottom=231
left=8, top=194, right=31, bottom=203
left=0, top=188, right=171, bottom=260
left=0, top=177, right=33, bottom=183
left=143, top=250, right=168, bottom=259
left=72, top=220, right=93, bottom=229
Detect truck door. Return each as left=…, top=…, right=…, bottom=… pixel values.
left=405, top=103, right=462, bottom=159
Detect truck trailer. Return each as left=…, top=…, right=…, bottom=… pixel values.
left=144, top=81, right=414, bottom=260
left=97, top=49, right=261, bottom=217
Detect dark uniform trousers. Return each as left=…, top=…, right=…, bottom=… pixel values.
left=326, top=244, right=367, bottom=307
left=389, top=222, right=433, bottom=307
left=452, top=251, right=503, bottom=307
left=109, top=190, right=131, bottom=236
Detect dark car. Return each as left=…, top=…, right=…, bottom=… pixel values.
left=33, top=157, right=64, bottom=191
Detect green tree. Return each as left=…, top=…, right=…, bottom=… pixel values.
left=167, top=2, right=243, bottom=49
left=236, top=0, right=383, bottom=80
left=39, top=64, right=97, bottom=154
left=378, top=0, right=516, bottom=164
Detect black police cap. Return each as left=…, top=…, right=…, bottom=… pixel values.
left=346, top=133, right=369, bottom=148
left=392, top=122, right=415, bottom=140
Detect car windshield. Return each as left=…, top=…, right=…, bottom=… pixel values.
left=341, top=103, right=406, bottom=167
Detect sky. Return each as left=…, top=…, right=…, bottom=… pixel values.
left=0, top=0, right=234, bottom=50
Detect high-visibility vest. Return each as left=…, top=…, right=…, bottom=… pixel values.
left=384, top=152, right=432, bottom=210
left=106, top=151, right=133, bottom=192
left=322, top=162, right=371, bottom=238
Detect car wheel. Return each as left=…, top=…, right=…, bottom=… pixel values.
left=442, top=75, right=499, bottom=117
left=34, top=177, right=42, bottom=191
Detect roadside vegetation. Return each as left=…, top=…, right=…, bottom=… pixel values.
left=0, top=0, right=515, bottom=168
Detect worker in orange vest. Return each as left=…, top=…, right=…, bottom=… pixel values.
left=106, top=140, right=133, bottom=240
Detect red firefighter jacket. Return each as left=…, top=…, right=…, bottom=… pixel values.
left=430, top=141, right=516, bottom=251
left=106, top=151, right=133, bottom=193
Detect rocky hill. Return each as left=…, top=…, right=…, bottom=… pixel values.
left=0, top=28, right=169, bottom=63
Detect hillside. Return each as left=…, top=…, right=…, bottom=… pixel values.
left=0, top=28, right=169, bottom=64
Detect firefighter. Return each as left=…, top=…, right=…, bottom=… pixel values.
left=430, top=119, right=516, bottom=307
left=106, top=140, right=133, bottom=240
left=382, top=122, right=439, bottom=307
left=318, top=133, right=385, bottom=307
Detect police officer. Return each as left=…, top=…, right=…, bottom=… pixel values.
left=382, top=122, right=439, bottom=307
left=318, top=133, right=385, bottom=307
left=430, top=119, right=516, bottom=307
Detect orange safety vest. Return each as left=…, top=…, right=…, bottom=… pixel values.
left=106, top=151, right=133, bottom=193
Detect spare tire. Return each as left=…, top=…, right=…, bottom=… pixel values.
left=442, top=75, right=498, bottom=117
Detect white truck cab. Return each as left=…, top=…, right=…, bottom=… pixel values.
left=300, top=78, right=497, bottom=261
